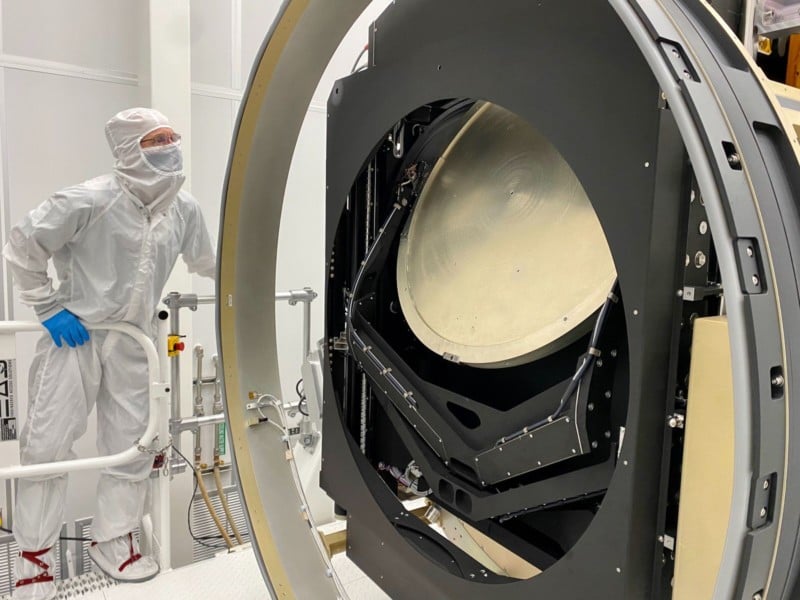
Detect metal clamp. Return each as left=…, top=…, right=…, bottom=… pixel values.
left=246, top=392, right=280, bottom=411
left=284, top=287, right=318, bottom=306
left=162, top=292, right=199, bottom=311
left=681, top=284, right=723, bottom=302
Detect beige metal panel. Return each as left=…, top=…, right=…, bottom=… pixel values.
left=437, top=510, right=540, bottom=579
left=397, top=102, right=616, bottom=368
left=219, top=0, right=370, bottom=598
left=767, top=80, right=800, bottom=143
left=673, top=316, right=734, bottom=600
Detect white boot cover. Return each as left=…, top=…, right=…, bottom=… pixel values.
left=12, top=547, right=56, bottom=600
left=88, top=532, right=158, bottom=583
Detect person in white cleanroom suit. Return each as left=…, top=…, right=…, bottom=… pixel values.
left=3, top=107, right=216, bottom=600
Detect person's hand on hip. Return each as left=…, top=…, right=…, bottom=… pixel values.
left=42, top=309, right=90, bottom=348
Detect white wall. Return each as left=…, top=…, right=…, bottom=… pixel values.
left=0, top=0, right=393, bottom=570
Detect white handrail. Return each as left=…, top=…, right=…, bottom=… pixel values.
left=0, top=321, right=167, bottom=479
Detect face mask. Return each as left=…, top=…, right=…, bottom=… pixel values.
left=141, top=143, right=183, bottom=175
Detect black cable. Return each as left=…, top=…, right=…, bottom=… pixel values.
left=296, top=379, right=309, bottom=417
left=494, top=281, right=620, bottom=446
left=350, top=44, right=369, bottom=74
left=171, top=446, right=227, bottom=550
left=0, top=525, right=90, bottom=543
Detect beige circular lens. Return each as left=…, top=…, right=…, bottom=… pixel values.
left=396, top=102, right=616, bottom=368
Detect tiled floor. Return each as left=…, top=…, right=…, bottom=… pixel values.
left=1, top=546, right=390, bottom=600
left=331, top=552, right=390, bottom=600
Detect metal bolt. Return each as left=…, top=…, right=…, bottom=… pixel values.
left=752, top=275, right=760, bottom=287
left=623, top=460, right=629, bottom=466
left=588, top=403, right=595, bottom=412
left=633, top=309, right=639, bottom=316
left=605, top=390, right=612, bottom=399
left=772, top=374, right=785, bottom=388
left=668, top=413, right=685, bottom=429
left=610, top=349, right=618, bottom=358
left=754, top=593, right=763, bottom=600
left=699, top=221, right=708, bottom=235
left=764, top=479, right=771, bottom=490
left=591, top=441, right=598, bottom=449
left=728, top=153, right=741, bottom=168
left=605, top=431, right=612, bottom=439
left=760, top=507, right=767, bottom=518
left=695, top=251, right=707, bottom=268
left=747, top=245, right=755, bottom=257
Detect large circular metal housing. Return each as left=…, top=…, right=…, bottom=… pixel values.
left=218, top=1, right=800, bottom=598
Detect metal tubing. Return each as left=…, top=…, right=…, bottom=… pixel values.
left=173, top=413, right=226, bottom=434
left=194, top=345, right=205, bottom=409
left=302, top=298, right=312, bottom=360
left=195, top=466, right=234, bottom=549
left=213, top=464, right=244, bottom=545
left=166, top=292, right=182, bottom=457
left=157, top=314, right=169, bottom=384
left=276, top=288, right=317, bottom=303
left=179, top=290, right=317, bottom=362
left=193, top=345, right=205, bottom=465
left=165, top=287, right=317, bottom=457
left=0, top=321, right=165, bottom=479
left=199, top=290, right=318, bottom=305
left=213, top=354, right=223, bottom=459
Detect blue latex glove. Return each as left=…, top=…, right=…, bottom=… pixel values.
left=42, top=309, right=90, bottom=348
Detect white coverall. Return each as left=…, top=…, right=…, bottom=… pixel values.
left=3, top=108, right=215, bottom=595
